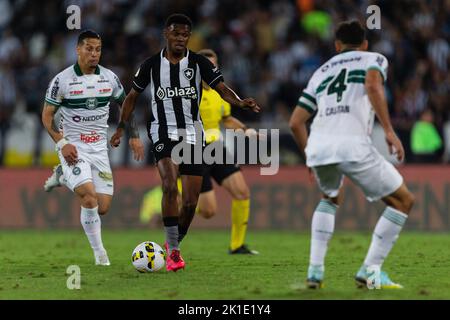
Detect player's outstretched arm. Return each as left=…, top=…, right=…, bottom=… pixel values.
left=365, top=70, right=404, bottom=162
left=289, top=107, right=312, bottom=162
left=110, top=88, right=140, bottom=148
left=42, top=102, right=78, bottom=165
left=214, top=82, right=260, bottom=113
left=115, top=93, right=144, bottom=161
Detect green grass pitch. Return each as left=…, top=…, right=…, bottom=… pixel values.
left=0, top=230, right=449, bottom=300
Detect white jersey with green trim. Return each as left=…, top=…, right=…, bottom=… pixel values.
left=45, top=63, right=125, bottom=152
left=297, top=50, right=389, bottom=167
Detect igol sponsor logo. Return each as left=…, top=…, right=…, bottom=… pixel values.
left=80, top=131, right=101, bottom=143
left=72, top=114, right=108, bottom=122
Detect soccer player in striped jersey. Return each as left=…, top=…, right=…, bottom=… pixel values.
left=289, top=21, right=415, bottom=289
left=196, top=49, right=258, bottom=255
left=42, top=30, right=144, bottom=266
left=110, top=14, right=260, bottom=272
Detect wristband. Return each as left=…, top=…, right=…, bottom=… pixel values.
left=55, top=138, right=68, bottom=152
left=118, top=121, right=126, bottom=129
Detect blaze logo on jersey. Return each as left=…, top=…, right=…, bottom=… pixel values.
left=86, top=98, right=98, bottom=110
left=156, top=86, right=198, bottom=100
left=80, top=131, right=101, bottom=143
left=183, top=68, right=194, bottom=80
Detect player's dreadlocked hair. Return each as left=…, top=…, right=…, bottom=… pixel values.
left=335, top=20, right=366, bottom=46
left=165, top=13, right=193, bottom=30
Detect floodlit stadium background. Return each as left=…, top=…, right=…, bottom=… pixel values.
left=0, top=0, right=449, bottom=230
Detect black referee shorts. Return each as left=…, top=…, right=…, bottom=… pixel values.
left=152, top=138, right=205, bottom=176
left=200, top=142, right=241, bottom=193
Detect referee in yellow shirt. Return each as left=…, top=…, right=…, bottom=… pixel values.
left=196, top=49, right=258, bottom=254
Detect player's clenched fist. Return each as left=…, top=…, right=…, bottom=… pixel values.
left=110, top=128, right=123, bottom=148
left=61, top=144, right=78, bottom=166
left=240, top=98, right=261, bottom=113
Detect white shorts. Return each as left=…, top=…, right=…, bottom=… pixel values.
left=58, top=148, right=114, bottom=195
left=311, top=147, right=403, bottom=202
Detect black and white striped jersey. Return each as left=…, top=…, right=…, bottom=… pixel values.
left=132, top=49, right=224, bottom=145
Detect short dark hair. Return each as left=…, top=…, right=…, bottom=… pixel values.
left=335, top=20, right=366, bottom=46
left=165, top=13, right=193, bottom=30
left=198, top=48, right=217, bottom=60
left=77, top=29, right=101, bottom=45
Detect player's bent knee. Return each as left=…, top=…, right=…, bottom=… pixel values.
left=230, top=184, right=250, bottom=200
left=401, top=191, right=415, bottom=214
left=98, top=205, right=110, bottom=216
left=232, top=191, right=250, bottom=201
left=198, top=209, right=216, bottom=219
left=80, top=194, right=98, bottom=209
left=161, top=181, right=179, bottom=201
left=182, top=202, right=198, bottom=213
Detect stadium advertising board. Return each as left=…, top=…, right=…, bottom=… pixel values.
left=0, top=166, right=448, bottom=230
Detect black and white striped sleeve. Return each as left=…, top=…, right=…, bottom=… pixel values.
left=132, top=59, right=152, bottom=93
left=196, top=54, right=224, bottom=89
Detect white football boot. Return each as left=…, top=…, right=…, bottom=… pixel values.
left=44, top=164, right=63, bottom=192
left=95, top=250, right=111, bottom=266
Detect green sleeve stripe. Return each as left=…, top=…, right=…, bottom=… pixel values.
left=45, top=98, right=61, bottom=106
left=301, top=92, right=316, bottom=104
left=297, top=101, right=315, bottom=113
left=367, top=66, right=386, bottom=82
left=114, top=91, right=126, bottom=103
left=347, top=77, right=366, bottom=84
left=348, top=69, right=366, bottom=77
left=298, top=96, right=317, bottom=109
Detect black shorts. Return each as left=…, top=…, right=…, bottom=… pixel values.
left=152, top=138, right=205, bottom=176
left=200, top=143, right=241, bottom=193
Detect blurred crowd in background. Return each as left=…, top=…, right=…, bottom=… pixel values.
left=0, top=0, right=449, bottom=167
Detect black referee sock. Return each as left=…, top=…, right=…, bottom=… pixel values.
left=178, top=225, right=188, bottom=243
left=163, top=216, right=179, bottom=252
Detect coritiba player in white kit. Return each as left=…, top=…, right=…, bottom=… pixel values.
left=289, top=21, right=415, bottom=289
left=41, top=30, right=144, bottom=266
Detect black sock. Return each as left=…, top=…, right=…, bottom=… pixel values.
left=178, top=225, right=188, bottom=243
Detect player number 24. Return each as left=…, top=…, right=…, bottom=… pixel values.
left=327, top=68, right=347, bottom=103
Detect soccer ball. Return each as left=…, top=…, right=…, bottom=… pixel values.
left=131, top=241, right=166, bottom=272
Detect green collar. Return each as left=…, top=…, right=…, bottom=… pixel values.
left=74, top=62, right=100, bottom=76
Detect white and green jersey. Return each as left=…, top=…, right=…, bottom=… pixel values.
left=297, top=50, right=389, bottom=166
left=45, top=63, right=125, bottom=152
